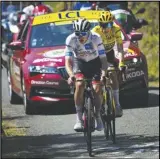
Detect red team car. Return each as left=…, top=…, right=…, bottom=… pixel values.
left=5, top=11, right=148, bottom=114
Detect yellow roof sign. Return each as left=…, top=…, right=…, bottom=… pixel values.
left=32, top=11, right=106, bottom=26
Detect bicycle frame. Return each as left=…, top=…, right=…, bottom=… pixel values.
left=84, top=80, right=95, bottom=100
left=82, top=79, right=96, bottom=156
left=101, top=66, right=118, bottom=143
left=71, top=78, right=95, bottom=132
left=83, top=79, right=95, bottom=130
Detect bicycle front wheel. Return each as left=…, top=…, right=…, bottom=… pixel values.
left=84, top=97, right=93, bottom=156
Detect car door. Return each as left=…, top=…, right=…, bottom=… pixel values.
left=10, top=21, right=30, bottom=96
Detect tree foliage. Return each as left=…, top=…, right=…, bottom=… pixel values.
left=129, top=2, right=159, bottom=81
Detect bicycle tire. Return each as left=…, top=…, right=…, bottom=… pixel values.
left=101, top=92, right=109, bottom=140
left=104, top=87, right=116, bottom=143
left=84, top=97, right=93, bottom=156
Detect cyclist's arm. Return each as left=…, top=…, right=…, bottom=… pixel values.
left=115, top=27, right=124, bottom=63
left=96, top=36, right=108, bottom=76
left=65, top=38, right=74, bottom=77
left=65, top=48, right=74, bottom=77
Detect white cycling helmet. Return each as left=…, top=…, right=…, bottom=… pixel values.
left=73, top=18, right=91, bottom=32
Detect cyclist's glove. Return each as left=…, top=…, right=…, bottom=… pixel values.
left=119, top=61, right=126, bottom=72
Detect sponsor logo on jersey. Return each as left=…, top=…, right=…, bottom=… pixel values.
left=84, top=42, right=93, bottom=50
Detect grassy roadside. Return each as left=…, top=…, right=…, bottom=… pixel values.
left=149, top=81, right=159, bottom=87
left=2, top=115, right=26, bottom=137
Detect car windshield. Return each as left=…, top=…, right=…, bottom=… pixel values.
left=29, top=21, right=127, bottom=48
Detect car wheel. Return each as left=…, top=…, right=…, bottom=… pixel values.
left=138, top=76, right=149, bottom=107
left=141, top=53, right=149, bottom=86
left=138, top=87, right=148, bottom=107
left=22, top=76, right=33, bottom=114
left=7, top=69, right=22, bottom=104
left=120, top=78, right=148, bottom=108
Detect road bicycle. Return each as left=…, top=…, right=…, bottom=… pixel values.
left=101, top=65, right=126, bottom=143
left=70, top=77, right=96, bottom=157
left=82, top=78, right=96, bottom=157
left=101, top=73, right=116, bottom=143
left=70, top=67, right=126, bottom=156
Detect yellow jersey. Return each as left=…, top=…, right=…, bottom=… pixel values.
left=92, top=23, right=123, bottom=53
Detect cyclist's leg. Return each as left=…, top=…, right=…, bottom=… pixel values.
left=73, top=58, right=85, bottom=130
left=87, top=57, right=103, bottom=131
left=83, top=57, right=102, bottom=116
left=92, top=80, right=104, bottom=131
left=107, top=50, right=123, bottom=117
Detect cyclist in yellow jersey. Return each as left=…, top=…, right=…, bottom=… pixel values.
left=92, top=11, right=126, bottom=117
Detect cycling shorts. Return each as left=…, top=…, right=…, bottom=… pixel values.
left=73, top=57, right=101, bottom=82
left=106, top=49, right=118, bottom=68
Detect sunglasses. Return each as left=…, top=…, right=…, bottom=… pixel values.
left=75, top=31, right=88, bottom=37
left=100, top=22, right=113, bottom=28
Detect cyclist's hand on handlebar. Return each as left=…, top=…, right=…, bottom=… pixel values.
left=68, top=75, right=75, bottom=85
left=119, top=62, right=127, bottom=81
left=100, top=75, right=106, bottom=85
left=119, top=61, right=126, bottom=72
left=100, top=69, right=106, bottom=82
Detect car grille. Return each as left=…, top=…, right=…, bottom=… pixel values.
left=30, top=87, right=73, bottom=98
left=58, top=67, right=69, bottom=80
left=30, top=67, right=69, bottom=79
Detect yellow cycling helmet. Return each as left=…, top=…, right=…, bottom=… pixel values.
left=99, top=11, right=114, bottom=23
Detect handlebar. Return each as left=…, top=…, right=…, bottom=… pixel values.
left=69, top=77, right=93, bottom=94
left=105, top=65, right=127, bottom=82
left=69, top=65, right=127, bottom=94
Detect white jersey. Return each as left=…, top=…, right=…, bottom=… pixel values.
left=65, top=31, right=106, bottom=62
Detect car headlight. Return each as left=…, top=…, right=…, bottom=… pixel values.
left=132, top=57, right=142, bottom=63
left=125, top=57, right=143, bottom=68
left=29, top=66, right=59, bottom=74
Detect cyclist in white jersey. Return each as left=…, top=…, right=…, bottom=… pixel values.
left=65, top=18, right=108, bottom=131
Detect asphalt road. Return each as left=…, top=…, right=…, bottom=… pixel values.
left=2, top=69, right=159, bottom=158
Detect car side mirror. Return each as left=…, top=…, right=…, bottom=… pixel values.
left=138, top=19, right=148, bottom=26
left=135, top=8, right=145, bottom=14
left=130, top=32, right=143, bottom=41
left=8, top=41, right=25, bottom=50
left=133, top=19, right=148, bottom=30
